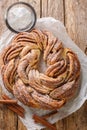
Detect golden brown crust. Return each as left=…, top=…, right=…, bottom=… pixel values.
left=0, top=29, right=81, bottom=110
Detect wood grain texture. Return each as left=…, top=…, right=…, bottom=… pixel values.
left=0, top=88, right=4, bottom=130
left=61, top=0, right=87, bottom=129
left=65, top=0, right=87, bottom=51
left=0, top=0, right=18, bottom=35
left=18, top=119, right=26, bottom=130
left=0, top=1, right=18, bottom=130
left=42, top=0, right=64, bottom=22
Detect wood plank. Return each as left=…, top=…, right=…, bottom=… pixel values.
left=56, top=101, right=87, bottom=130
left=18, top=0, right=40, bottom=130
left=0, top=0, right=19, bottom=35
left=0, top=0, right=18, bottom=129
left=42, top=0, right=64, bottom=23
left=41, top=0, right=64, bottom=130
left=65, top=0, right=87, bottom=52
left=18, top=119, right=26, bottom=130
left=0, top=88, right=4, bottom=130
left=59, top=0, right=87, bottom=130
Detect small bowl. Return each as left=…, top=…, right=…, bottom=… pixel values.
left=5, top=2, right=37, bottom=33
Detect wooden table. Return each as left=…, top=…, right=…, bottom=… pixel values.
left=0, top=0, right=87, bottom=130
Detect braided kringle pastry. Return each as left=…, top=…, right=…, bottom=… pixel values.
left=0, top=29, right=81, bottom=110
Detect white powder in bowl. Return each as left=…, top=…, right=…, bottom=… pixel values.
left=7, top=6, right=35, bottom=31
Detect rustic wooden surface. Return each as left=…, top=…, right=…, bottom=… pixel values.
left=0, top=0, right=87, bottom=130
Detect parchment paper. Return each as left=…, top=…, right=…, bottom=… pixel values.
left=0, top=17, right=87, bottom=130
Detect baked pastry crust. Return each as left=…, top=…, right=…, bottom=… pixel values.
left=0, top=29, right=81, bottom=110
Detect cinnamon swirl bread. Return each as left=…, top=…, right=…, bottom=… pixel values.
left=0, top=29, right=81, bottom=110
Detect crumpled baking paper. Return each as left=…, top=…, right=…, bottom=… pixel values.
left=0, top=17, right=87, bottom=130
